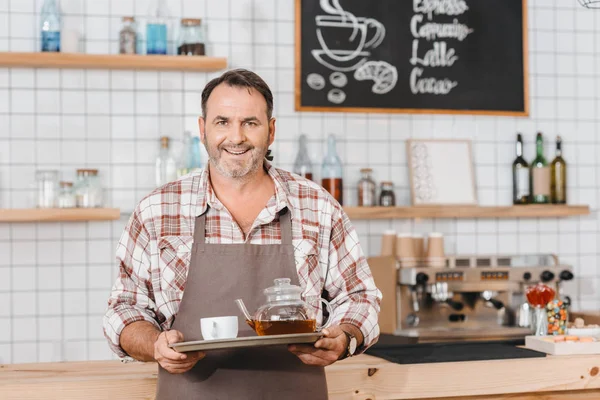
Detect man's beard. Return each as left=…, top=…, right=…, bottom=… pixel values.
left=204, top=132, right=270, bottom=179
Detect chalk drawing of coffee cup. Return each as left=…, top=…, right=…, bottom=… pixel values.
left=315, top=14, right=385, bottom=62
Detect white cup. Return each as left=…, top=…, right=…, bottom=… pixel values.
left=61, top=29, right=81, bottom=53
left=200, top=316, right=239, bottom=340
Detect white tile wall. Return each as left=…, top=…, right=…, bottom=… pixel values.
left=0, top=0, right=599, bottom=364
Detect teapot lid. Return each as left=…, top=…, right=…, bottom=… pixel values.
left=263, top=278, right=303, bottom=302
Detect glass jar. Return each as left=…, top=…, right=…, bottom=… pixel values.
left=119, top=16, right=137, bottom=54
left=57, top=181, right=76, bottom=208
left=36, top=170, right=59, bottom=208
left=357, top=168, right=376, bottom=206
left=177, top=18, right=205, bottom=56
left=379, top=181, right=396, bottom=206
left=75, top=169, right=103, bottom=208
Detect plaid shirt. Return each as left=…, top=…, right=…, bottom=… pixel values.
left=103, top=163, right=381, bottom=358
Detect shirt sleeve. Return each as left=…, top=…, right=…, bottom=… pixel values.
left=323, top=205, right=382, bottom=353
left=103, top=209, right=161, bottom=359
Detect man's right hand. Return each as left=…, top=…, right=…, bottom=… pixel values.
left=154, top=330, right=205, bottom=374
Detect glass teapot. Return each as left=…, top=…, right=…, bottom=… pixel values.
left=235, top=278, right=332, bottom=336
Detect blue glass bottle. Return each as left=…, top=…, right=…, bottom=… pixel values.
left=41, top=0, right=61, bottom=52
left=189, top=136, right=202, bottom=171
left=146, top=0, right=169, bottom=55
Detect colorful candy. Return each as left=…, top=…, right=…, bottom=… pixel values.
left=546, top=299, right=568, bottom=335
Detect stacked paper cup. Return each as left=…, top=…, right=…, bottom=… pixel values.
left=425, top=232, right=446, bottom=267
left=380, top=230, right=397, bottom=257
left=396, top=233, right=418, bottom=268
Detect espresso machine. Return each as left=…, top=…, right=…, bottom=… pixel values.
left=369, top=254, right=574, bottom=342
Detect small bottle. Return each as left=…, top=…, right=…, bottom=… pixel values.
left=512, top=133, right=530, bottom=204
left=379, top=181, right=396, bottom=206
left=188, top=135, right=203, bottom=173
left=357, top=168, right=376, bottom=206
left=293, top=134, right=313, bottom=180
left=530, top=132, right=550, bottom=204
left=177, top=19, right=205, bottom=56
left=147, top=0, right=169, bottom=55
left=551, top=136, right=567, bottom=204
left=119, top=16, right=137, bottom=54
left=40, top=0, right=61, bottom=52
left=321, top=134, right=343, bottom=205
left=176, top=131, right=192, bottom=177
left=156, top=136, right=177, bottom=186
left=57, top=181, right=76, bottom=208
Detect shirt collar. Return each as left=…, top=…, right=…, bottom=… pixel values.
left=195, top=161, right=293, bottom=217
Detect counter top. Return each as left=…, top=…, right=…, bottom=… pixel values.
left=2, top=351, right=599, bottom=399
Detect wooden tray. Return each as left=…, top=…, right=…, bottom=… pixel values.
left=169, top=332, right=324, bottom=352
left=524, top=335, right=600, bottom=355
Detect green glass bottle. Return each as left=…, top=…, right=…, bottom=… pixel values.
left=530, top=132, right=550, bottom=204
left=550, top=136, right=567, bottom=204
left=512, top=133, right=530, bottom=204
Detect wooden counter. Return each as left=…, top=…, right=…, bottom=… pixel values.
left=1, top=352, right=599, bottom=400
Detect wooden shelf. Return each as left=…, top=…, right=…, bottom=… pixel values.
left=343, top=205, right=591, bottom=220
left=0, top=52, right=227, bottom=71
left=0, top=208, right=121, bottom=222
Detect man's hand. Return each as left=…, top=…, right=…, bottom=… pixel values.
left=288, top=325, right=348, bottom=366
left=154, top=330, right=205, bottom=374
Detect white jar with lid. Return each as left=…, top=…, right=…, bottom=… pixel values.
left=57, top=181, right=76, bottom=208
left=75, top=169, right=103, bottom=208
left=36, top=170, right=59, bottom=208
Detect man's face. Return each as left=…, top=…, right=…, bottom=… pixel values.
left=199, top=84, right=275, bottom=180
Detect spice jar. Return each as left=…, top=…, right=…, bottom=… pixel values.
left=57, top=181, right=76, bottom=208
left=177, top=18, right=205, bottom=56
left=119, top=16, right=137, bottom=54
left=357, top=168, right=376, bottom=206
left=35, top=170, right=59, bottom=208
left=75, top=169, right=103, bottom=208
left=379, top=181, right=396, bottom=206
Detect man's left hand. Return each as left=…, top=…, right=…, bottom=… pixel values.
left=288, top=325, right=348, bottom=366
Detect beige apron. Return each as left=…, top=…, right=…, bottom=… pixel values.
left=156, top=208, right=328, bottom=399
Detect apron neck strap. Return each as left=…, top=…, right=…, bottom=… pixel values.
left=194, top=207, right=293, bottom=246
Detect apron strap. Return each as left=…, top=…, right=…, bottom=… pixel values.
left=195, top=210, right=208, bottom=251
left=279, top=207, right=293, bottom=246
left=195, top=207, right=292, bottom=247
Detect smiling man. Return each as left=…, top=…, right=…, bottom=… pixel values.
left=103, top=69, right=381, bottom=399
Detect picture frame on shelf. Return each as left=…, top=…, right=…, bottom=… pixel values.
left=406, top=139, right=477, bottom=206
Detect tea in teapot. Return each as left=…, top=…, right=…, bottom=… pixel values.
left=236, top=278, right=331, bottom=336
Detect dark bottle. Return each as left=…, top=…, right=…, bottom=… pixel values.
left=293, top=134, right=313, bottom=181
left=321, top=134, right=343, bottom=205
left=550, top=136, right=567, bottom=204
left=530, top=132, right=550, bottom=204
left=379, top=181, right=396, bottom=206
left=512, top=133, right=530, bottom=204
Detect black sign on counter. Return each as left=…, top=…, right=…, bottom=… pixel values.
left=295, top=0, right=528, bottom=116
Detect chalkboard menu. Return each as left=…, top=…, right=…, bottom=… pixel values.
left=295, top=0, right=528, bottom=115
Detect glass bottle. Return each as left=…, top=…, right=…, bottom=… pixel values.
left=177, top=131, right=192, bottom=178
left=379, top=181, right=396, bottom=206
left=530, top=132, right=550, bottom=204
left=550, top=136, right=567, bottom=204
left=188, top=135, right=203, bottom=173
left=357, top=168, right=376, bottom=206
left=156, top=136, right=177, bottom=186
left=119, top=16, right=137, bottom=54
left=177, top=19, right=205, bottom=56
left=512, top=133, right=530, bottom=205
left=293, top=134, right=313, bottom=180
left=41, top=0, right=61, bottom=52
left=35, top=170, right=59, bottom=208
left=75, top=169, right=103, bottom=208
left=57, top=181, right=76, bottom=208
left=146, top=0, right=169, bottom=55
left=321, top=134, right=343, bottom=205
